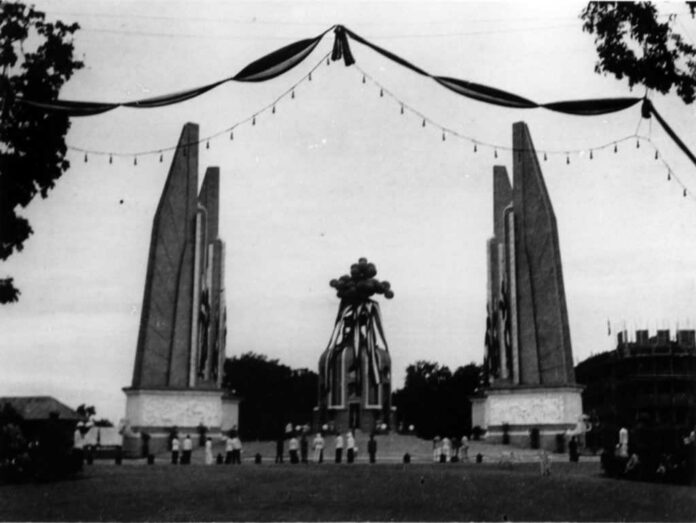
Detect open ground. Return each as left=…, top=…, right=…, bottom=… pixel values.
left=1, top=441, right=694, bottom=522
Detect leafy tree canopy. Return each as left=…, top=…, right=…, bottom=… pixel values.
left=1, top=2, right=82, bottom=303
left=75, top=404, right=96, bottom=419
left=581, top=1, right=696, bottom=103
left=222, top=352, right=318, bottom=440
left=393, top=360, right=483, bottom=439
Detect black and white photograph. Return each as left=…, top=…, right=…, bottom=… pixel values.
left=1, top=0, right=695, bottom=520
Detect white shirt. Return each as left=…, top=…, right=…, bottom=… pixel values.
left=313, top=435, right=324, bottom=450
left=619, top=428, right=629, bottom=445
left=335, top=435, right=344, bottom=449
left=289, top=437, right=299, bottom=451
left=346, top=434, right=355, bottom=449
left=225, top=437, right=234, bottom=452
left=171, top=438, right=180, bottom=451
left=231, top=437, right=242, bottom=450
left=183, top=437, right=193, bottom=451
left=73, top=429, right=85, bottom=449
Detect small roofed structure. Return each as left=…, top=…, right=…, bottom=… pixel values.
left=0, top=396, right=84, bottom=479
left=0, top=396, right=82, bottom=444
left=0, top=396, right=82, bottom=422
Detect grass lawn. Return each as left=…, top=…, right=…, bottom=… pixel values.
left=0, top=461, right=693, bottom=521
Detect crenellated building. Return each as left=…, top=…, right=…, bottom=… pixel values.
left=576, top=329, right=696, bottom=450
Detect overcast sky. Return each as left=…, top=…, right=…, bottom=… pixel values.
left=3, top=0, right=696, bottom=423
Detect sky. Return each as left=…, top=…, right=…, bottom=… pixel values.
left=2, top=0, right=696, bottom=423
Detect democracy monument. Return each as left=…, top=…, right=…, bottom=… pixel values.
left=119, top=120, right=581, bottom=453
left=122, top=123, right=238, bottom=456
left=472, top=122, right=583, bottom=448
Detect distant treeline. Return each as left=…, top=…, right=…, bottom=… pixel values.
left=222, top=353, right=317, bottom=440
left=222, top=353, right=482, bottom=441
left=392, top=361, right=483, bottom=439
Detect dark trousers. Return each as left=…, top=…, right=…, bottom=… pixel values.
left=182, top=450, right=192, bottom=464
left=335, top=448, right=343, bottom=463
left=301, top=447, right=308, bottom=463
left=73, top=448, right=84, bottom=468
left=290, top=449, right=299, bottom=463
left=347, top=448, right=355, bottom=463
left=225, top=450, right=233, bottom=464
left=232, top=449, right=241, bottom=464
left=369, top=452, right=376, bottom=464
left=171, top=450, right=179, bottom=464
left=275, top=451, right=284, bottom=464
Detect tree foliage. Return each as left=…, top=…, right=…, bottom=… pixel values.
left=75, top=404, right=96, bottom=419
left=392, top=360, right=482, bottom=440
left=0, top=2, right=82, bottom=303
left=581, top=2, right=696, bottom=103
left=222, top=352, right=318, bottom=440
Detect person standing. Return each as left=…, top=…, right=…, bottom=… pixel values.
left=73, top=423, right=85, bottom=467
left=335, top=432, right=344, bottom=463
left=313, top=433, right=325, bottom=463
left=618, top=427, right=629, bottom=458
left=346, top=431, right=356, bottom=463
left=433, top=436, right=441, bottom=462
left=289, top=435, right=299, bottom=464
left=442, top=437, right=451, bottom=462
left=275, top=435, right=285, bottom=464
left=569, top=436, right=579, bottom=463
left=205, top=437, right=214, bottom=465
left=460, top=435, right=469, bottom=461
left=171, top=435, right=180, bottom=464
left=300, top=433, right=309, bottom=464
left=231, top=434, right=242, bottom=464
left=182, top=434, right=193, bottom=465
left=368, top=434, right=377, bottom=464
left=224, top=433, right=234, bottom=464
left=451, top=435, right=461, bottom=461
left=539, top=449, right=551, bottom=476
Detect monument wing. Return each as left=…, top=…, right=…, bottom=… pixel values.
left=132, top=123, right=199, bottom=388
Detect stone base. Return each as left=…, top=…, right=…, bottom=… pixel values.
left=471, top=385, right=583, bottom=451
left=122, top=387, right=239, bottom=458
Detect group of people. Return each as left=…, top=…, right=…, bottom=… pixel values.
left=276, top=431, right=378, bottom=464
left=601, top=426, right=696, bottom=484
left=170, top=432, right=243, bottom=465
left=432, top=435, right=469, bottom=462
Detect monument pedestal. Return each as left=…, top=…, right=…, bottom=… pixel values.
left=122, top=388, right=239, bottom=457
left=473, top=385, right=583, bottom=450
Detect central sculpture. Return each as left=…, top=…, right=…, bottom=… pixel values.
left=314, top=258, right=395, bottom=433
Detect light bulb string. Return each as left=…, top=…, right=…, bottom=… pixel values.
left=67, top=51, right=331, bottom=158
left=357, top=63, right=646, bottom=156
left=68, top=54, right=695, bottom=201
left=645, top=136, right=695, bottom=201
left=359, top=64, right=694, bottom=201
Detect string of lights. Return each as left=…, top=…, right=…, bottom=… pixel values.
left=69, top=52, right=332, bottom=164
left=67, top=51, right=694, bottom=201
left=355, top=64, right=695, bottom=201
left=645, top=137, right=696, bottom=201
